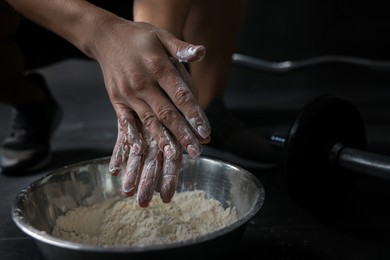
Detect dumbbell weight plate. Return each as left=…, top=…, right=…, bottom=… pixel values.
left=284, top=95, right=366, bottom=215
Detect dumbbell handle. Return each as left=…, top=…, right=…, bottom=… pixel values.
left=335, top=146, right=390, bottom=182
left=271, top=134, right=390, bottom=182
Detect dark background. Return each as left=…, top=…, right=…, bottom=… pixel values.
left=1, top=1, right=390, bottom=259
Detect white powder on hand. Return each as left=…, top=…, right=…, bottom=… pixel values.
left=52, top=190, right=238, bottom=247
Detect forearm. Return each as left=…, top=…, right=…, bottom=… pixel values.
left=5, top=0, right=121, bottom=58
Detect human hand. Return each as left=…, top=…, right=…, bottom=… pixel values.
left=96, top=18, right=209, bottom=206
left=95, top=18, right=210, bottom=156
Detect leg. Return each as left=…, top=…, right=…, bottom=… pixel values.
left=184, top=1, right=280, bottom=166
left=183, top=0, right=247, bottom=109
left=133, top=0, right=246, bottom=109
left=132, top=0, right=279, bottom=166
left=0, top=1, right=46, bottom=105
left=0, top=1, right=63, bottom=174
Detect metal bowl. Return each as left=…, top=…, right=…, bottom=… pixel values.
left=12, top=155, right=265, bottom=260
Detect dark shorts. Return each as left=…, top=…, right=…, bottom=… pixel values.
left=14, top=0, right=133, bottom=70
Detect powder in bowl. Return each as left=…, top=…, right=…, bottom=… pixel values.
left=52, top=190, right=238, bottom=247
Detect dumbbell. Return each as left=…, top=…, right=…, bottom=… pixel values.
left=269, top=95, right=390, bottom=215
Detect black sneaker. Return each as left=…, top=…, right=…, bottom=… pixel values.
left=203, top=96, right=280, bottom=168
left=0, top=73, right=62, bottom=175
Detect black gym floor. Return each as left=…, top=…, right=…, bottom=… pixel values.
left=1, top=1, right=390, bottom=259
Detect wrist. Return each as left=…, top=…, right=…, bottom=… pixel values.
left=82, top=10, right=134, bottom=61
left=70, top=5, right=122, bottom=59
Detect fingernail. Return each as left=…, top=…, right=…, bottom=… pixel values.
left=109, top=165, right=120, bottom=176
left=164, top=145, right=176, bottom=159
left=197, top=125, right=210, bottom=139
left=189, top=45, right=205, bottom=62
left=139, top=201, right=149, bottom=208
left=186, top=144, right=201, bottom=158
left=177, top=45, right=205, bottom=63
left=161, top=186, right=175, bottom=203
left=137, top=195, right=150, bottom=208
left=122, top=184, right=135, bottom=195
left=162, top=197, right=172, bottom=203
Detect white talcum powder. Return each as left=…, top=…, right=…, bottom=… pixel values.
left=52, top=190, right=238, bottom=247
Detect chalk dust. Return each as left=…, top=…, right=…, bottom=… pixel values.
left=52, top=190, right=238, bottom=247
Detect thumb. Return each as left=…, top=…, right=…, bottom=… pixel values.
left=156, top=30, right=206, bottom=63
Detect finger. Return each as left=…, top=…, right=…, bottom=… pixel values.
left=139, top=53, right=210, bottom=141
left=140, top=95, right=202, bottom=158
left=131, top=98, right=182, bottom=159
left=176, top=44, right=206, bottom=63
left=169, top=57, right=197, bottom=98
left=152, top=30, right=210, bottom=139
left=171, top=58, right=211, bottom=143
left=109, top=109, right=145, bottom=176
left=131, top=89, right=201, bottom=158
left=156, top=29, right=206, bottom=63
left=153, top=58, right=211, bottom=142
left=136, top=139, right=163, bottom=207
left=122, top=149, right=143, bottom=196
left=109, top=121, right=129, bottom=176
left=159, top=146, right=183, bottom=203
